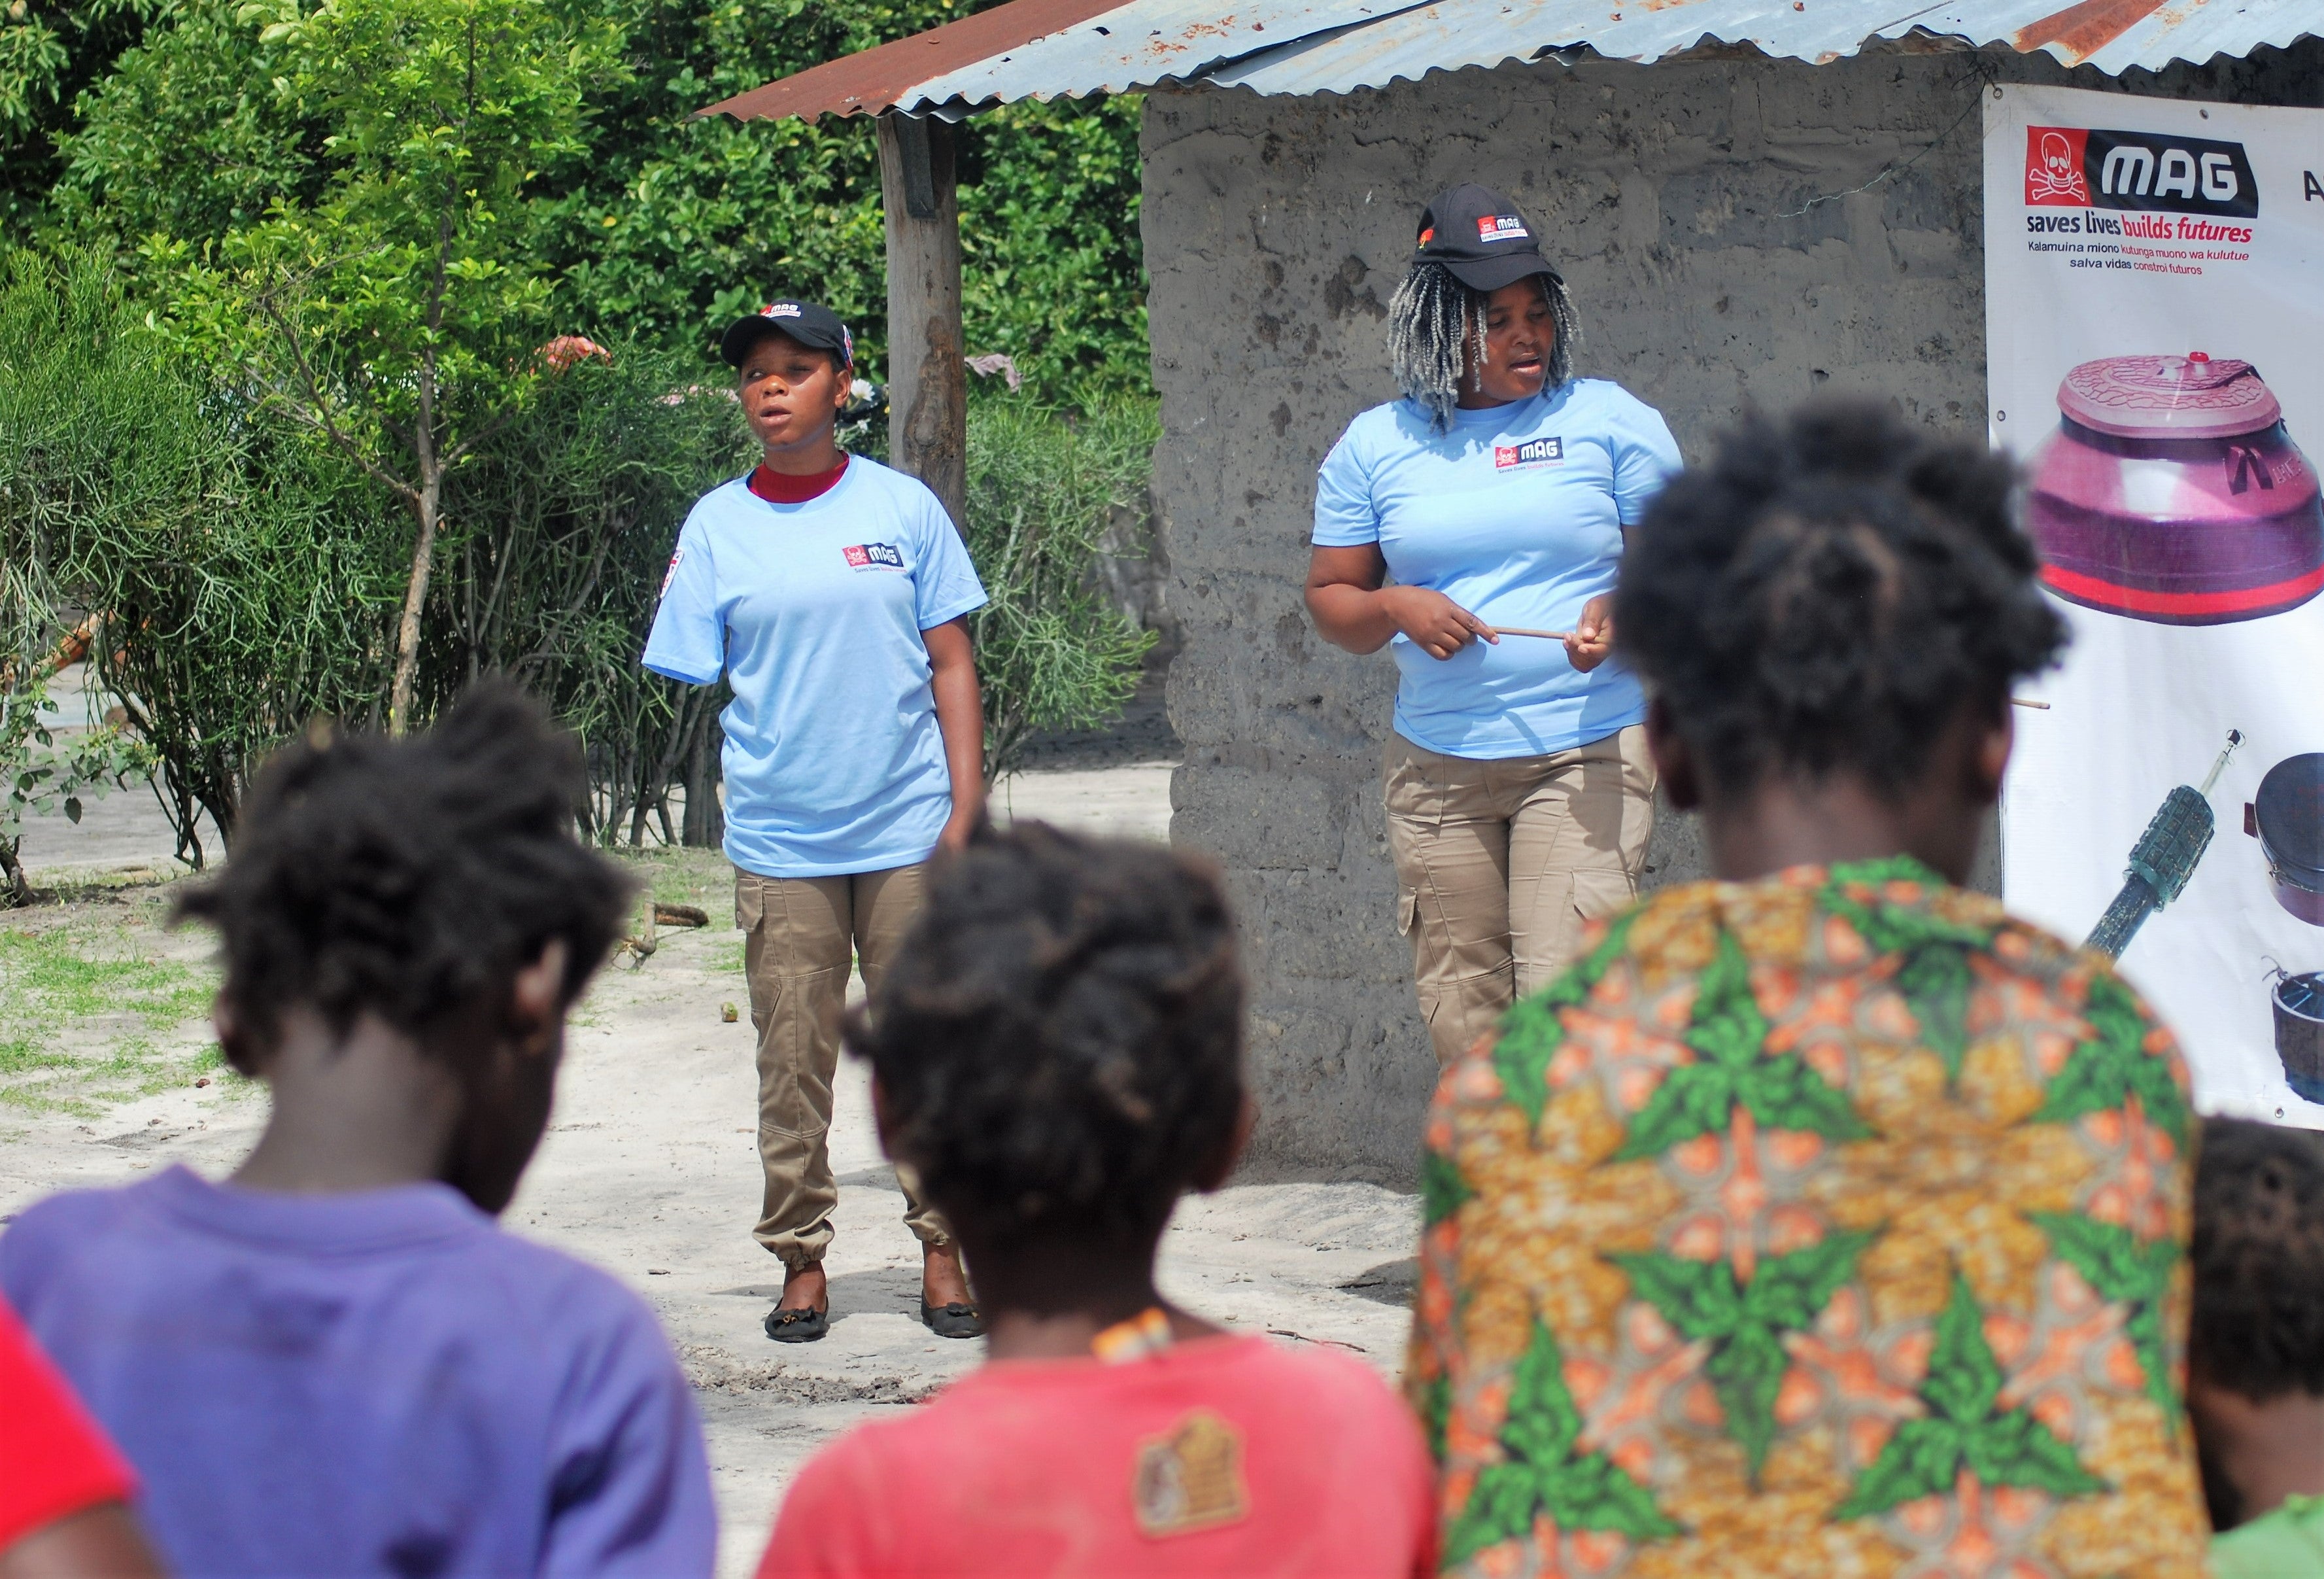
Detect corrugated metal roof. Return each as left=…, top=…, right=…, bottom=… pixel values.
left=705, top=0, right=1127, bottom=123
left=701, top=0, right=2323, bottom=122
left=1208, top=1, right=2324, bottom=95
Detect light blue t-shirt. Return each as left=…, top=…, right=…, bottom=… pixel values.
left=1312, top=379, right=1681, bottom=759
left=643, top=458, right=987, bottom=878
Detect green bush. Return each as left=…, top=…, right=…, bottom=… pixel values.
left=963, top=394, right=1158, bottom=779
left=0, top=247, right=402, bottom=865
left=1, top=249, right=1160, bottom=866
left=0, top=252, right=757, bottom=858
left=424, top=346, right=748, bottom=845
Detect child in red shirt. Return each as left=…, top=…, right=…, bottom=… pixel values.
left=0, top=1297, right=160, bottom=1577
left=758, top=826, right=1436, bottom=1578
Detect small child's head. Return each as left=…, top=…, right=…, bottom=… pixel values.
left=847, top=825, right=1248, bottom=1263
left=2188, top=1115, right=2324, bottom=1528
left=175, top=683, right=630, bottom=1211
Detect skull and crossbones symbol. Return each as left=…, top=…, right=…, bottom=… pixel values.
left=2028, top=131, right=2089, bottom=203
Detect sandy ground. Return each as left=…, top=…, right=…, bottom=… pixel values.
left=2, top=762, right=1423, bottom=1578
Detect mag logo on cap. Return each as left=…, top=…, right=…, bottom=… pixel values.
left=1476, top=215, right=1531, bottom=243
left=2024, top=125, right=2258, bottom=218
left=721, top=298, right=853, bottom=368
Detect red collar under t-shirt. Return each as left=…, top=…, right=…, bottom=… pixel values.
left=748, top=457, right=847, bottom=504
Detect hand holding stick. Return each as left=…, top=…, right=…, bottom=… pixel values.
left=1491, top=622, right=2060, bottom=710
left=1492, top=595, right=1615, bottom=670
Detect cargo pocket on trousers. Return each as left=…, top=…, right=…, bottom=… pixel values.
left=1395, top=889, right=1419, bottom=937
left=1571, top=868, right=1639, bottom=931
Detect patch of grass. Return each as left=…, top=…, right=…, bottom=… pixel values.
left=0, top=919, right=222, bottom=1115
left=609, top=844, right=732, bottom=914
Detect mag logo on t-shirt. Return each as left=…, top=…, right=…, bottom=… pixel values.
left=842, top=542, right=905, bottom=570
left=1493, top=437, right=1564, bottom=471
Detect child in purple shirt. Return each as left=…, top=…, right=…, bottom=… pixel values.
left=0, top=684, right=715, bottom=1579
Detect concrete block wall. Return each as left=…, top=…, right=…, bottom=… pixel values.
left=1140, top=41, right=2324, bottom=1183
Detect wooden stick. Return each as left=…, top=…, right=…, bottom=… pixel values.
left=1490, top=627, right=2056, bottom=708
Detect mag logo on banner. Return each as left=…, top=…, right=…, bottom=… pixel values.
left=2024, top=125, right=2259, bottom=219
left=1985, top=84, right=2324, bottom=1128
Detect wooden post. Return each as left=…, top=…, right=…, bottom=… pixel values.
left=876, top=114, right=968, bottom=530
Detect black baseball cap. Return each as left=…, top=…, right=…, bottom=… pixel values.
left=721, top=300, right=855, bottom=368
left=1412, top=184, right=1562, bottom=293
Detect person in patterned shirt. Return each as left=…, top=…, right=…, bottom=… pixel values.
left=1408, top=400, right=2213, bottom=1578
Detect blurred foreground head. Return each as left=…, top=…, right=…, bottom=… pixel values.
left=1617, top=399, right=2066, bottom=818
left=175, top=682, right=630, bottom=1207
left=849, top=824, right=1246, bottom=1251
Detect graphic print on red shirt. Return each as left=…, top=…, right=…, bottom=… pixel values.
left=759, top=1333, right=1437, bottom=1578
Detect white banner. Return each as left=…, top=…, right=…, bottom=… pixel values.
left=1987, top=84, right=2324, bottom=1124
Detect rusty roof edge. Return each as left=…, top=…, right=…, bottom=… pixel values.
left=1192, top=3, right=2322, bottom=101
left=900, top=0, right=1448, bottom=116
left=706, top=0, right=2324, bottom=125
left=696, top=0, right=1138, bottom=122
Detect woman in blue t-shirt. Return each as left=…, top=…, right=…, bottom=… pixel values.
left=1305, top=184, right=1680, bottom=1066
left=644, top=300, right=988, bottom=1345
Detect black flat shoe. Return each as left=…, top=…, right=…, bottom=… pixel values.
left=920, top=1299, right=985, bottom=1339
left=765, top=1304, right=829, bottom=1343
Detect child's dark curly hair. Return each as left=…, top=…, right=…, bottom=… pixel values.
left=2191, top=1115, right=2324, bottom=1400
left=175, top=682, right=631, bottom=1071
left=848, top=824, right=1246, bottom=1247
left=1615, top=400, right=2066, bottom=798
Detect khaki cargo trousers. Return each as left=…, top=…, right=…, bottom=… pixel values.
left=1385, top=727, right=1656, bottom=1065
left=736, top=863, right=949, bottom=1270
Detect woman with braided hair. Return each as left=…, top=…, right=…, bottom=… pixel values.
left=1306, top=183, right=1679, bottom=1065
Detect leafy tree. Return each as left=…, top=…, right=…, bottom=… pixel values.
left=158, top=0, right=621, bottom=732
left=46, top=0, right=325, bottom=240
left=955, top=97, right=1147, bottom=394
left=0, top=0, right=165, bottom=235
left=60, top=0, right=1150, bottom=402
